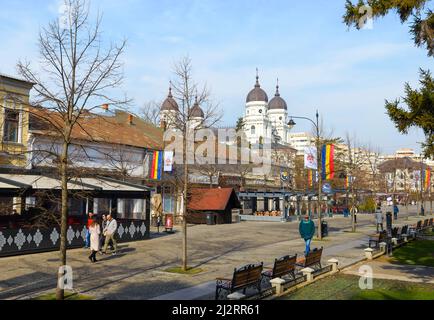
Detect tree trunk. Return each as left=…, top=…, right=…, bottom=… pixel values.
left=182, top=130, right=188, bottom=271
left=56, top=141, right=69, bottom=300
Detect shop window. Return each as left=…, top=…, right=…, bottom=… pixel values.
left=94, top=198, right=111, bottom=215
left=0, top=198, right=13, bottom=215
left=163, top=191, right=175, bottom=213
left=117, top=199, right=146, bottom=220
left=68, top=198, right=85, bottom=216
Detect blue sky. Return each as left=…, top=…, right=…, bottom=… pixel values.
left=0, top=0, right=431, bottom=154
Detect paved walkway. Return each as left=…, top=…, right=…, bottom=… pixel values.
left=342, top=259, right=434, bottom=284
left=0, top=210, right=430, bottom=300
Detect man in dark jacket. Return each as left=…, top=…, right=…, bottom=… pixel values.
left=299, top=215, right=316, bottom=256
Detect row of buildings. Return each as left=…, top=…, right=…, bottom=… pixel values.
left=1, top=72, right=433, bottom=224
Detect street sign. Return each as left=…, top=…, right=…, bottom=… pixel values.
left=322, top=183, right=333, bottom=194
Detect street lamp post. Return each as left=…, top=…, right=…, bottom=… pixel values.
left=288, top=111, right=323, bottom=240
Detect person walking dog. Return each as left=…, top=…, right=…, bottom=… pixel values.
left=299, top=214, right=316, bottom=256
left=88, top=218, right=100, bottom=263
left=102, top=213, right=118, bottom=255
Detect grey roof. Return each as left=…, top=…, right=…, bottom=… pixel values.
left=246, top=76, right=268, bottom=103
left=161, top=87, right=179, bottom=111
left=268, top=85, right=287, bottom=110
left=0, top=72, right=34, bottom=84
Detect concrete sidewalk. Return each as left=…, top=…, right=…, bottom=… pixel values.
left=0, top=212, right=430, bottom=300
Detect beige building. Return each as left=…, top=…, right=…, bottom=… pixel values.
left=0, top=73, right=34, bottom=168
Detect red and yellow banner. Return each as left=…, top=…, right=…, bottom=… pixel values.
left=307, top=170, right=313, bottom=188
left=321, top=144, right=335, bottom=181
left=424, top=168, right=431, bottom=191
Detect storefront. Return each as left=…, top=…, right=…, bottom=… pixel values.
left=0, top=173, right=151, bottom=257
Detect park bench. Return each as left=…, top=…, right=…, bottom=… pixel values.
left=409, top=220, right=422, bottom=235
left=215, top=262, right=263, bottom=300
left=295, top=247, right=323, bottom=270
left=368, top=231, right=388, bottom=249
left=421, top=219, right=429, bottom=231
left=397, top=225, right=409, bottom=242
left=391, top=227, right=399, bottom=239
left=262, top=254, right=297, bottom=281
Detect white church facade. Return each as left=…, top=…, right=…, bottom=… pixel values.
left=242, top=73, right=292, bottom=145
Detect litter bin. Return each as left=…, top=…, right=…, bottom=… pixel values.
left=206, top=213, right=216, bottom=225
left=321, top=221, right=329, bottom=238
left=386, top=212, right=392, bottom=233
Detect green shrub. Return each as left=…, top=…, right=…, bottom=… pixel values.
left=359, top=198, right=376, bottom=213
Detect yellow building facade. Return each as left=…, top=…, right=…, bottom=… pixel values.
left=0, top=74, right=34, bottom=168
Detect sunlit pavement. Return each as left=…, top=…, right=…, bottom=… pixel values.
left=0, top=207, right=430, bottom=300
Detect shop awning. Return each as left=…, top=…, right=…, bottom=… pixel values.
left=0, top=174, right=150, bottom=193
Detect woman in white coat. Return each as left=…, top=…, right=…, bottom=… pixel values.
left=88, top=219, right=101, bottom=263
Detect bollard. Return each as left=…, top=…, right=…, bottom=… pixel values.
left=301, top=267, right=315, bottom=282
left=364, top=248, right=374, bottom=260
left=327, top=258, right=339, bottom=273
left=227, top=292, right=246, bottom=300
left=403, top=235, right=408, bottom=243
left=270, top=278, right=286, bottom=295
left=379, top=242, right=387, bottom=253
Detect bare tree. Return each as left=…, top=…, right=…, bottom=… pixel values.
left=163, top=56, right=222, bottom=271
left=362, top=143, right=383, bottom=193
left=338, top=132, right=370, bottom=232
left=140, top=100, right=162, bottom=126
left=16, top=0, right=127, bottom=300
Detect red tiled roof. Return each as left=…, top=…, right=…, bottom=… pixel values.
left=188, top=188, right=236, bottom=211
left=28, top=106, right=163, bottom=150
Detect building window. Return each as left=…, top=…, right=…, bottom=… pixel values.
left=117, top=199, right=146, bottom=220
left=94, top=198, right=112, bottom=215
left=251, top=126, right=256, bottom=135
left=3, top=109, right=20, bottom=143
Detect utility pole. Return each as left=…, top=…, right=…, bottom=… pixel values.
left=288, top=111, right=323, bottom=240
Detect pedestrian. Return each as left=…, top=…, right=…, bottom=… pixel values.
left=299, top=214, right=316, bottom=256
left=393, top=204, right=399, bottom=220
left=84, top=212, right=94, bottom=249
left=99, top=214, right=113, bottom=252
left=375, top=207, right=383, bottom=233
left=157, top=216, right=162, bottom=234
left=421, top=204, right=425, bottom=216
left=88, top=218, right=100, bottom=263
left=102, top=213, right=118, bottom=255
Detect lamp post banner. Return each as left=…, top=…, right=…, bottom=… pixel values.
left=304, top=147, right=318, bottom=170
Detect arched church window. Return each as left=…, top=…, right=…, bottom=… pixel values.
left=251, top=126, right=256, bottom=135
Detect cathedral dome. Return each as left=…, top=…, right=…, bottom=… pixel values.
left=268, top=83, right=287, bottom=110
left=161, top=87, right=179, bottom=111
left=190, top=96, right=204, bottom=118
left=246, top=72, right=268, bottom=103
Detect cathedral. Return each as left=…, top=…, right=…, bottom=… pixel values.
left=242, top=72, right=292, bottom=145
left=159, top=71, right=292, bottom=146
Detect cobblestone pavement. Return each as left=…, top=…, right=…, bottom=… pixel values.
left=0, top=208, right=430, bottom=300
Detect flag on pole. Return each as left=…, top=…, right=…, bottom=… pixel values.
left=423, top=168, right=431, bottom=191
left=345, top=175, right=350, bottom=188
left=321, top=144, right=335, bottom=180
left=150, top=151, right=163, bottom=180
left=307, top=170, right=313, bottom=188
left=304, top=147, right=318, bottom=170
